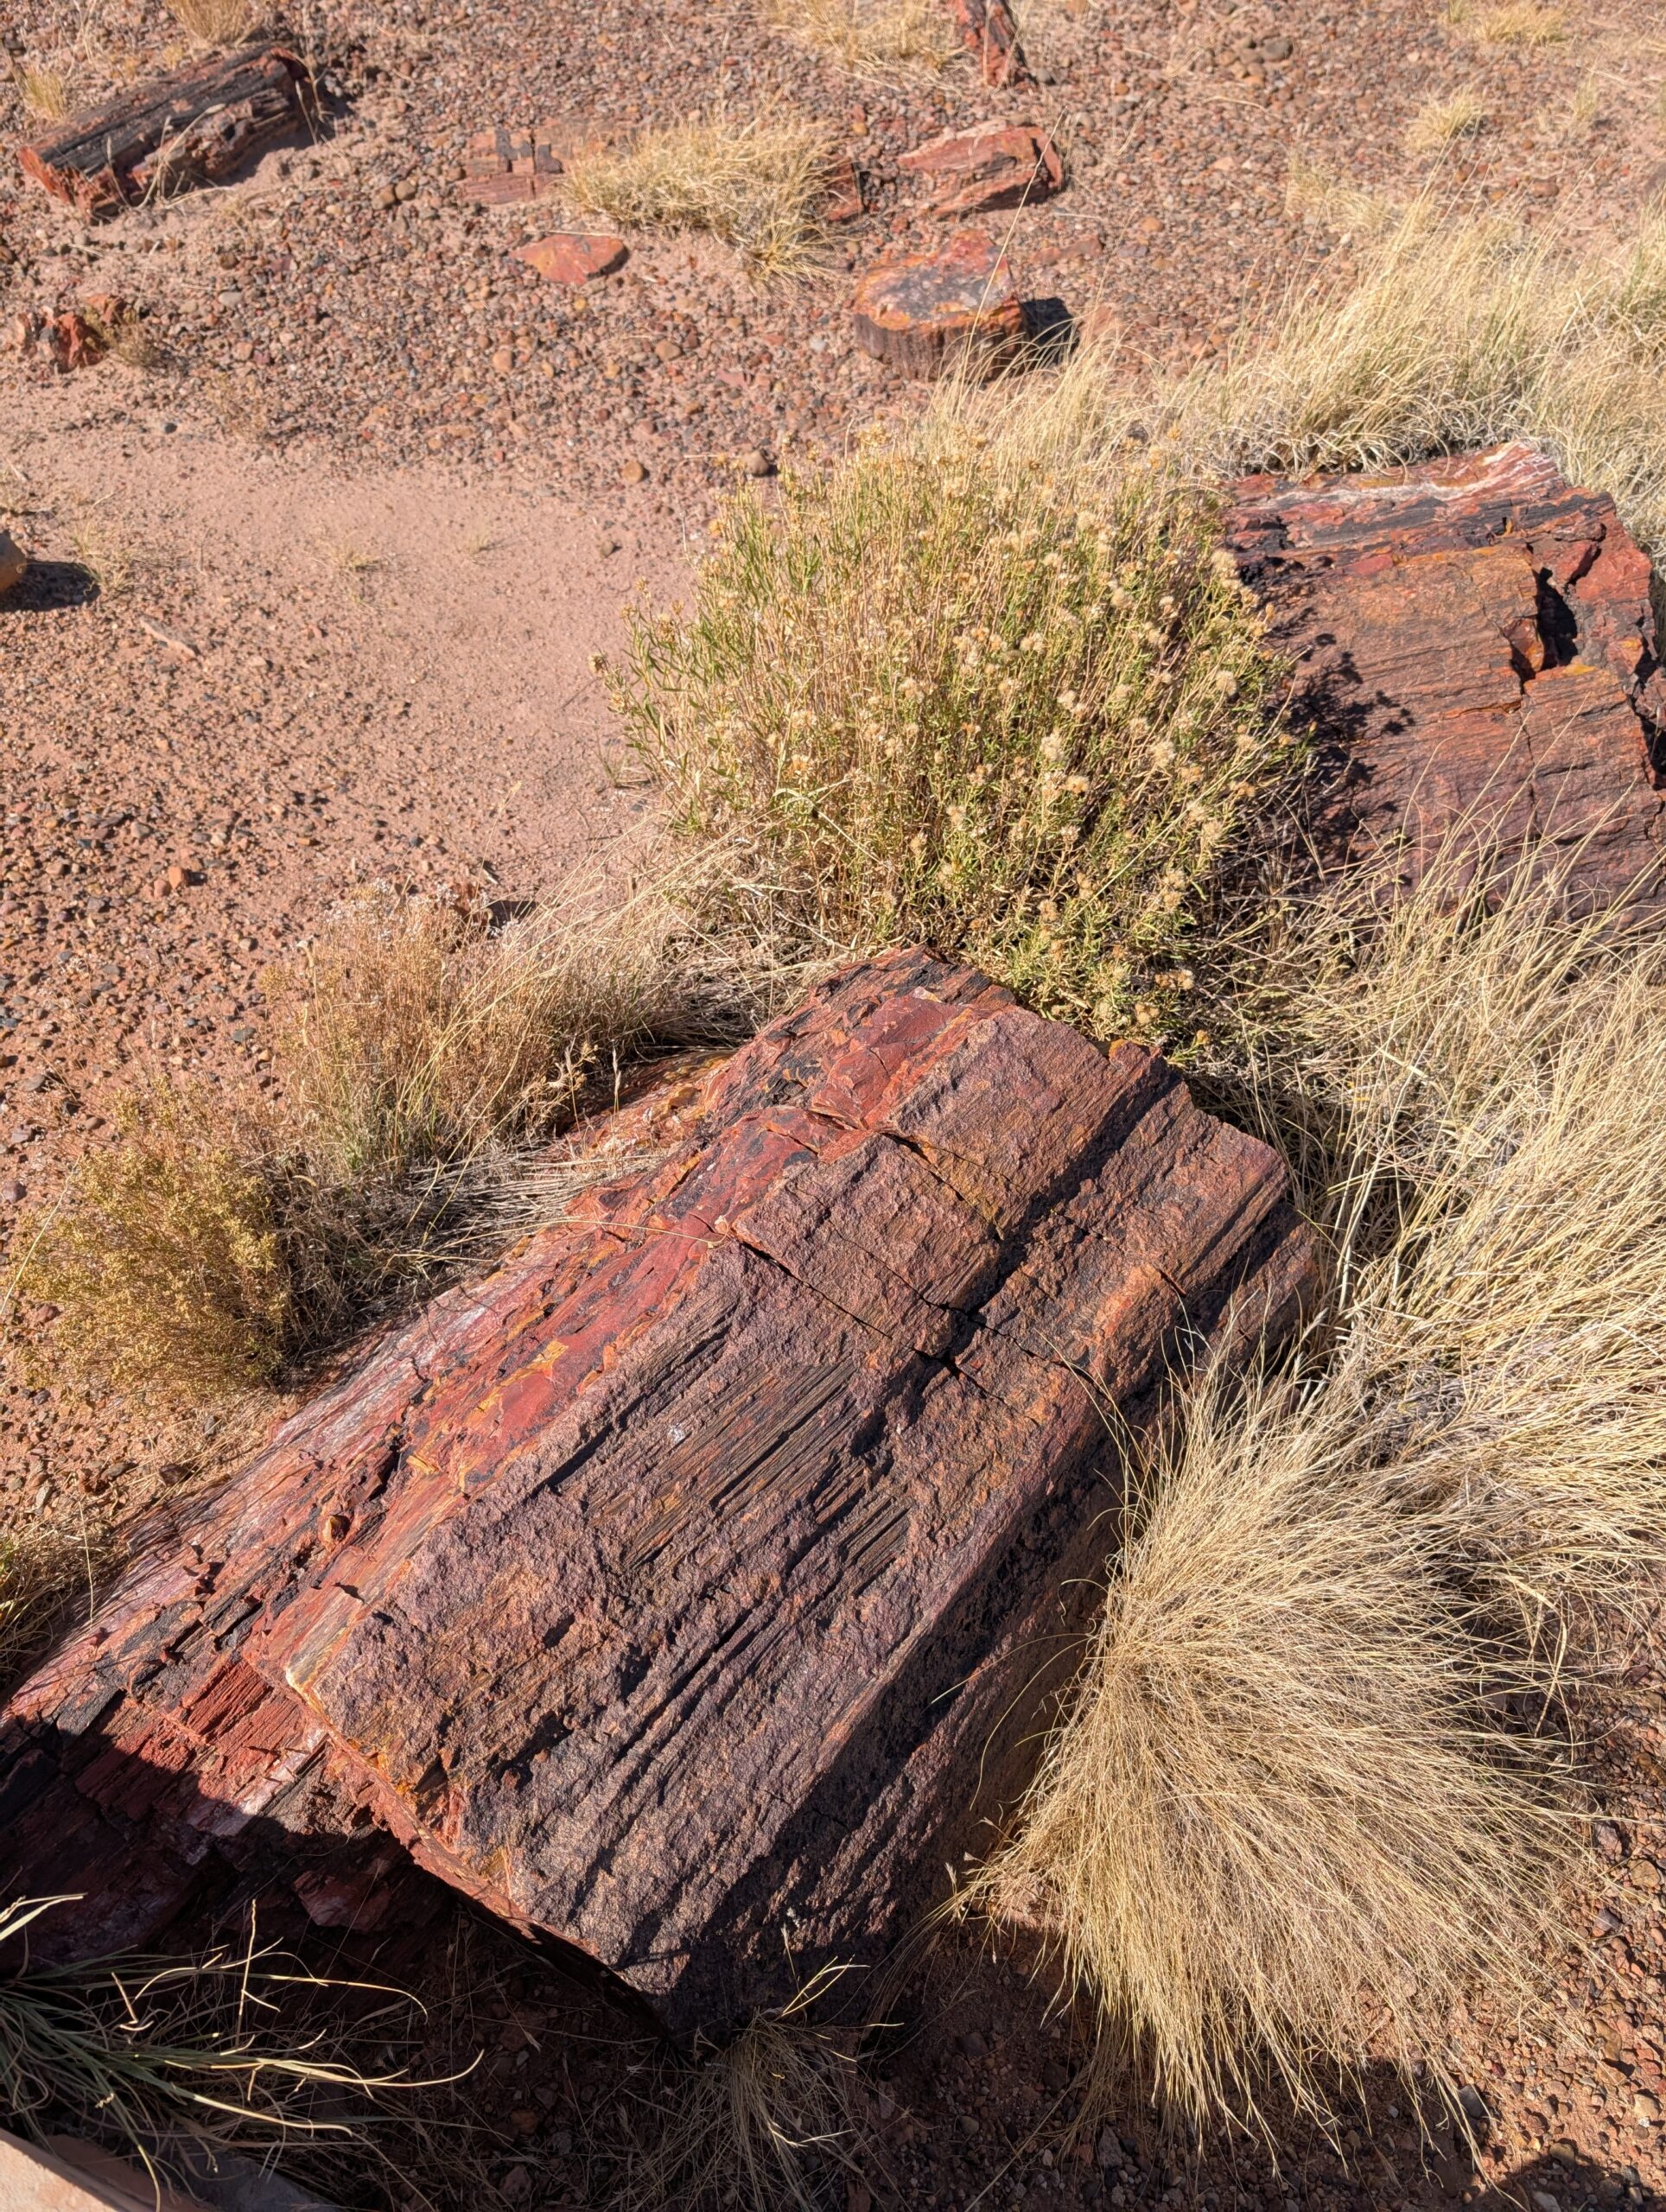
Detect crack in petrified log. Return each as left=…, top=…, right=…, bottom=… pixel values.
left=1227, top=442, right=1666, bottom=907
left=0, top=950, right=1313, bottom=2031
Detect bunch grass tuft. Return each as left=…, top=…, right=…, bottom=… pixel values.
left=565, top=115, right=835, bottom=280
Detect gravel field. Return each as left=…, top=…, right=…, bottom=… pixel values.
left=3, top=0, right=1666, bottom=2202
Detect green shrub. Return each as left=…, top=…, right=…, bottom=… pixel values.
left=614, top=440, right=1291, bottom=1042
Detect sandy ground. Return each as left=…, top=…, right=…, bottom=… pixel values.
left=3, top=0, right=1666, bottom=2204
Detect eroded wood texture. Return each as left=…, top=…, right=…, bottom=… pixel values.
left=1228, top=442, right=1666, bottom=906
left=18, top=44, right=311, bottom=218
left=0, top=950, right=1313, bottom=2030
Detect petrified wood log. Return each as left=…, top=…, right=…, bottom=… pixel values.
left=18, top=44, right=312, bottom=219
left=1227, top=442, right=1666, bottom=907
left=0, top=950, right=1313, bottom=2031
left=852, top=231, right=1027, bottom=380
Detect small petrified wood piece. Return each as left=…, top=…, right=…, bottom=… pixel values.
left=0, top=950, right=1313, bottom=2033
left=1227, top=442, right=1666, bottom=908
left=18, top=43, right=312, bottom=219
left=852, top=230, right=1027, bottom=379
left=950, top=0, right=1033, bottom=86
left=900, top=119, right=1063, bottom=216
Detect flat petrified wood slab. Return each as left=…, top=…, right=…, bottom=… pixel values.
left=0, top=950, right=1313, bottom=2031
left=18, top=44, right=312, bottom=219
left=1227, top=442, right=1666, bottom=908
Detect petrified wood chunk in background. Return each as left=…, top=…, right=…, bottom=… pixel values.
left=1227, top=442, right=1666, bottom=907
left=18, top=44, right=312, bottom=219
left=0, top=950, right=1313, bottom=2031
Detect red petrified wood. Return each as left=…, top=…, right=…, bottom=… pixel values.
left=0, top=950, right=1313, bottom=2032
left=852, top=230, right=1027, bottom=379
left=512, top=232, right=629, bottom=285
left=1226, top=442, right=1666, bottom=906
left=17, top=44, right=312, bottom=219
left=950, top=0, right=1033, bottom=86
left=900, top=120, right=1063, bottom=216
left=457, top=124, right=565, bottom=207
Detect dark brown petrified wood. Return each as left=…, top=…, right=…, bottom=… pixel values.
left=0, top=950, right=1313, bottom=2031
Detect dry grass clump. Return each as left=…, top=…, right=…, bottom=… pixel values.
left=12, top=873, right=776, bottom=1409
left=1404, top=88, right=1488, bottom=152
left=164, top=0, right=267, bottom=41
left=970, top=1359, right=1556, bottom=2132
left=565, top=116, right=834, bottom=281
left=1251, top=860, right=1666, bottom=1623
left=620, top=1984, right=864, bottom=2212
left=17, top=1082, right=289, bottom=1404
left=970, top=855, right=1666, bottom=2133
left=0, top=1525, right=111, bottom=1700
left=614, top=439, right=1291, bottom=1042
left=0, top=1897, right=395, bottom=2178
left=16, top=62, right=68, bottom=118
left=759, top=0, right=959, bottom=77
left=1282, top=153, right=1400, bottom=237
left=1472, top=2, right=1567, bottom=43
left=1073, top=203, right=1666, bottom=560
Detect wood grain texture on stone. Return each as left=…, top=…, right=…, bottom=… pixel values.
left=949, top=0, right=1033, bottom=86
left=900, top=120, right=1063, bottom=216
left=1227, top=442, right=1666, bottom=906
left=852, top=231, right=1027, bottom=379
left=17, top=44, right=312, bottom=219
left=0, top=950, right=1313, bottom=2031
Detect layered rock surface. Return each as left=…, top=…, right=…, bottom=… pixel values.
left=0, top=950, right=1312, bottom=2030
left=1227, top=442, right=1666, bottom=905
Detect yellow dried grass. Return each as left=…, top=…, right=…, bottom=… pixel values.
left=565, top=115, right=835, bottom=281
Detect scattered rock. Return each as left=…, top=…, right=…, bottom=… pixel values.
left=949, top=0, right=1033, bottom=86
left=511, top=232, right=629, bottom=285
left=457, top=124, right=565, bottom=207
left=0, top=949, right=1313, bottom=2033
left=1226, top=442, right=1666, bottom=910
left=851, top=230, right=1027, bottom=380
left=899, top=119, right=1064, bottom=216
left=0, top=1179, right=24, bottom=1205
left=17, top=42, right=313, bottom=219
left=0, top=529, right=24, bottom=597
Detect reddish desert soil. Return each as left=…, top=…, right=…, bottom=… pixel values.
left=3, top=0, right=1666, bottom=2204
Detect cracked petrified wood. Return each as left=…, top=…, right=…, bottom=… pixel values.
left=1227, top=442, right=1666, bottom=906
left=18, top=44, right=312, bottom=218
left=0, top=950, right=1313, bottom=2031
left=852, top=231, right=1027, bottom=380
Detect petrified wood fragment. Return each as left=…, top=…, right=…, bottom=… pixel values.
left=17, top=44, right=312, bottom=219
left=0, top=950, right=1313, bottom=2031
left=950, top=0, right=1033, bottom=86
left=1227, top=442, right=1666, bottom=906
left=900, top=119, right=1063, bottom=216
left=852, top=231, right=1027, bottom=380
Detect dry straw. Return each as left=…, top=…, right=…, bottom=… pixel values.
left=758, top=0, right=959, bottom=76
left=970, top=850, right=1666, bottom=2135
left=565, top=116, right=836, bottom=280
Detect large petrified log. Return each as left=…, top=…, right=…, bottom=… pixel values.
left=0, top=950, right=1313, bottom=2031
left=17, top=44, right=312, bottom=219
left=1227, top=442, right=1666, bottom=906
